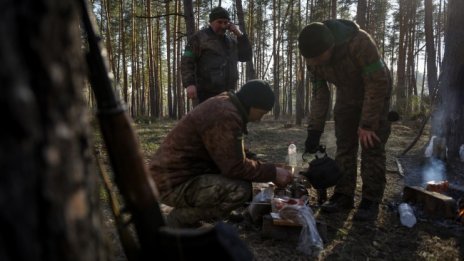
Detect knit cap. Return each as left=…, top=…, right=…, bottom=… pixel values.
left=236, top=80, right=275, bottom=112
left=209, top=7, right=230, bottom=22
left=298, top=22, right=334, bottom=58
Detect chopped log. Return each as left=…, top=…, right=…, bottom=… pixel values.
left=402, top=186, right=457, bottom=218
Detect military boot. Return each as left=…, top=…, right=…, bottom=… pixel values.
left=320, top=193, right=354, bottom=213
left=165, top=209, right=203, bottom=228
left=353, top=198, right=380, bottom=221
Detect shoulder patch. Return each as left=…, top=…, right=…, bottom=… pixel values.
left=362, top=59, right=384, bottom=76
left=311, top=80, right=325, bottom=96
left=235, top=131, right=245, bottom=159
left=183, top=50, right=194, bottom=58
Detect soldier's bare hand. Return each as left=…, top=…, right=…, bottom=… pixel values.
left=358, top=127, right=380, bottom=149
left=274, top=167, right=293, bottom=187
left=186, top=85, right=197, bottom=99
left=228, top=23, right=243, bottom=37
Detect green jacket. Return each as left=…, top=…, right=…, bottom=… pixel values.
left=181, top=27, right=252, bottom=96
left=306, top=19, right=392, bottom=131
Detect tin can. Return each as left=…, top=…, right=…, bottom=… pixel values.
left=425, top=180, right=449, bottom=193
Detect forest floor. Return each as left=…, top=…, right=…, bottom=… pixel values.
left=99, top=117, right=464, bottom=261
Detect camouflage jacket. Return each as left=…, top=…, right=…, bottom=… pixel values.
left=149, top=92, right=276, bottom=195
left=306, top=19, right=392, bottom=131
left=181, top=27, right=252, bottom=95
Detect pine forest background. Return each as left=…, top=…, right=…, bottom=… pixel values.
left=87, top=0, right=447, bottom=125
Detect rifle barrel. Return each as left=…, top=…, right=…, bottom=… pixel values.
left=79, top=0, right=164, bottom=259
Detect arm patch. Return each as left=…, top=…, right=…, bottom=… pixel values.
left=235, top=132, right=245, bottom=159
left=183, top=50, right=194, bottom=58
left=362, top=59, right=384, bottom=76
left=311, top=80, right=325, bottom=96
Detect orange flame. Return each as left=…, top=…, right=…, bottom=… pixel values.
left=458, top=209, right=464, bottom=224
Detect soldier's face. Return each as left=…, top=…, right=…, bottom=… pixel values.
left=210, top=19, right=230, bottom=35
left=248, top=108, right=269, bottom=122
left=307, top=46, right=334, bottom=66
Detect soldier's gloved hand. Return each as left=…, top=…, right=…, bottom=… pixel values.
left=305, top=130, right=322, bottom=154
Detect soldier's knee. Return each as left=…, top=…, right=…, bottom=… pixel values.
left=234, top=181, right=252, bottom=202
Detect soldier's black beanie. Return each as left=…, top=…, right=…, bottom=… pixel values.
left=236, top=80, right=275, bottom=112
left=209, top=7, right=230, bottom=22
left=298, top=22, right=335, bottom=58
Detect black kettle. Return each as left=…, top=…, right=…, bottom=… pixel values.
left=302, top=145, right=342, bottom=189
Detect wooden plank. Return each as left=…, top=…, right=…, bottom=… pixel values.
left=261, top=215, right=301, bottom=242
left=269, top=212, right=302, bottom=226
left=261, top=214, right=328, bottom=243
left=403, top=186, right=457, bottom=219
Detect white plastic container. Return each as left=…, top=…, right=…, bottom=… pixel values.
left=288, top=143, right=297, bottom=168
left=398, top=203, right=417, bottom=228
left=459, top=144, right=464, bottom=162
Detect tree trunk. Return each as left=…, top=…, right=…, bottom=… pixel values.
left=436, top=0, right=464, bottom=160
left=146, top=0, right=156, bottom=119
left=176, top=0, right=185, bottom=118
left=131, top=0, right=138, bottom=117
left=296, top=0, right=304, bottom=125
left=235, top=0, right=256, bottom=80
left=287, top=0, right=294, bottom=117
left=183, top=0, right=196, bottom=41
left=396, top=0, right=408, bottom=116
left=272, top=0, right=281, bottom=119
left=155, top=18, right=162, bottom=117
left=166, top=1, right=173, bottom=118
left=356, top=0, right=367, bottom=29
left=0, top=0, right=106, bottom=259
left=183, top=0, right=195, bottom=111
left=424, top=0, right=438, bottom=94
left=102, top=0, right=117, bottom=76
left=119, top=0, right=128, bottom=104
left=330, top=0, right=337, bottom=19
left=405, top=1, right=417, bottom=114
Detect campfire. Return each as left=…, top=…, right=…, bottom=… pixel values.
left=458, top=198, right=464, bottom=224
left=396, top=150, right=464, bottom=223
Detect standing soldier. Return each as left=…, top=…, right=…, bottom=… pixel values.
left=298, top=19, right=392, bottom=221
left=181, top=6, right=252, bottom=104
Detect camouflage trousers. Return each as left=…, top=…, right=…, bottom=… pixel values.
left=333, top=102, right=391, bottom=203
left=160, top=174, right=252, bottom=228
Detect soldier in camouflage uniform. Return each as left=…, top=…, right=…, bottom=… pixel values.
left=149, top=80, right=293, bottom=228
left=181, top=6, right=252, bottom=103
left=298, top=20, right=392, bottom=221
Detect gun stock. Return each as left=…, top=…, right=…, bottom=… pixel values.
left=79, top=0, right=164, bottom=259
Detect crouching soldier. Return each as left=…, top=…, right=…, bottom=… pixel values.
left=149, top=80, right=293, bottom=228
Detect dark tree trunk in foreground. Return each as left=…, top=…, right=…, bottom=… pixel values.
left=436, top=0, right=464, bottom=160
left=0, top=0, right=106, bottom=260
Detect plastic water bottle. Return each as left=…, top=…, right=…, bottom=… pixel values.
left=459, top=144, right=464, bottom=162
left=288, top=143, right=298, bottom=170
left=398, top=203, right=416, bottom=228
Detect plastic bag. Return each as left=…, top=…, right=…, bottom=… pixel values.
left=248, top=186, right=274, bottom=223
left=278, top=204, right=323, bottom=257
left=254, top=186, right=274, bottom=202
